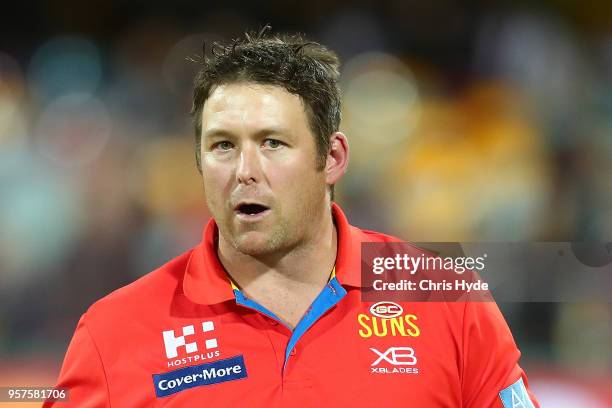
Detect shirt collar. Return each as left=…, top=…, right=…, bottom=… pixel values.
left=183, top=202, right=363, bottom=305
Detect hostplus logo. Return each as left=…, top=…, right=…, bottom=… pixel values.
left=162, top=321, right=221, bottom=368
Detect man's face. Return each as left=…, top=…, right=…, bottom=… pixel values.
left=200, top=83, right=328, bottom=256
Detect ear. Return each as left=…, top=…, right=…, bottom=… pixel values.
left=325, top=132, right=349, bottom=185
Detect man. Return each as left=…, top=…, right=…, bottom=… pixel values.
left=46, top=29, right=540, bottom=407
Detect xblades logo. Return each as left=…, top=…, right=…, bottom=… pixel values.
left=370, top=347, right=417, bottom=366
left=370, top=346, right=419, bottom=375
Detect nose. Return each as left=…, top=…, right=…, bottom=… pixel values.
left=236, top=144, right=262, bottom=185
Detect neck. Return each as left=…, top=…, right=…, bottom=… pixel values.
left=217, top=206, right=337, bottom=292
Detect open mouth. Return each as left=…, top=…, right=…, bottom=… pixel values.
left=235, top=203, right=270, bottom=217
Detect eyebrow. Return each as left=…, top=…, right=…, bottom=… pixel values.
left=202, top=129, right=235, bottom=140
left=202, top=127, right=292, bottom=140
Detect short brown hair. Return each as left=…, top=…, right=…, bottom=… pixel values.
left=191, top=26, right=342, bottom=173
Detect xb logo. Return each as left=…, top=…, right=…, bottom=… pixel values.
left=162, top=321, right=217, bottom=359
left=370, top=347, right=417, bottom=366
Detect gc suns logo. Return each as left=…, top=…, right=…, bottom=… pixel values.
left=369, top=301, right=403, bottom=318
left=358, top=301, right=420, bottom=338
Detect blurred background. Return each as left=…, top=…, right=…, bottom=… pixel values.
left=1, top=1, right=611, bottom=406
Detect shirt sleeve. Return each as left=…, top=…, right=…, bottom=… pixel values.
left=43, top=313, right=111, bottom=407
left=461, top=301, right=540, bottom=408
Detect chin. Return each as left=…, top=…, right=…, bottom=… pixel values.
left=232, top=232, right=280, bottom=257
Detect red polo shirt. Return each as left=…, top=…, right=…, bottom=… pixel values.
left=45, top=204, right=539, bottom=407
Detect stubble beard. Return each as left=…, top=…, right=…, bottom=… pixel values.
left=225, top=196, right=323, bottom=260
left=213, top=176, right=328, bottom=260
left=230, top=216, right=294, bottom=258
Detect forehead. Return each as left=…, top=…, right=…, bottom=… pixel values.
left=201, top=83, right=309, bottom=132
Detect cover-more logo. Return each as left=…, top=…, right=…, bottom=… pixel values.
left=370, top=346, right=419, bottom=374
left=163, top=321, right=218, bottom=359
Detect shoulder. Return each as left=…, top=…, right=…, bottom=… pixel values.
left=84, top=248, right=194, bottom=322
left=349, top=225, right=404, bottom=243
left=349, top=225, right=434, bottom=257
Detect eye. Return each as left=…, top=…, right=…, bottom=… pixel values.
left=263, top=139, right=283, bottom=149
left=213, top=141, right=233, bottom=151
